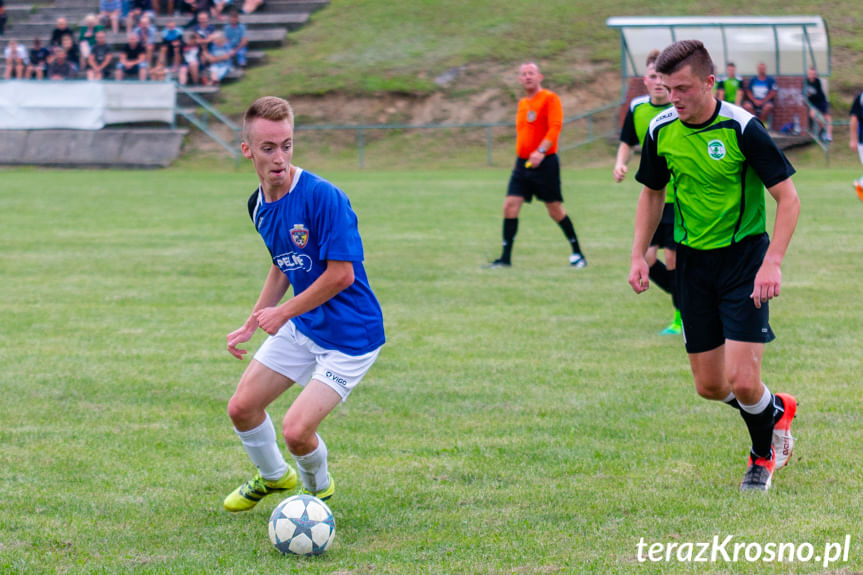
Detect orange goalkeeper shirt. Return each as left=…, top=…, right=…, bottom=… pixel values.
left=515, top=89, right=563, bottom=159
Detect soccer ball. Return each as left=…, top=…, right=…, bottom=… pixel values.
left=268, top=494, right=336, bottom=555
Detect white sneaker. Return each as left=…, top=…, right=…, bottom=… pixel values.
left=569, top=253, right=587, bottom=268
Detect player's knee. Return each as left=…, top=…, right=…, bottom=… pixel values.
left=693, top=376, right=728, bottom=400
left=227, top=394, right=259, bottom=427
left=282, top=418, right=316, bottom=453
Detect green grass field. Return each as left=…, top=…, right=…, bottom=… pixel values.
left=1, top=163, right=862, bottom=574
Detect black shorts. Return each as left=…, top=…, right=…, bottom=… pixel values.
left=506, top=153, right=563, bottom=204
left=676, top=233, right=775, bottom=354
left=650, top=203, right=675, bottom=249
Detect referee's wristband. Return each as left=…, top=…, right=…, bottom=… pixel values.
left=537, top=147, right=547, bottom=154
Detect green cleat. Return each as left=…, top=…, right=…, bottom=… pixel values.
left=223, top=467, right=298, bottom=512
left=659, top=310, right=682, bottom=335
left=301, top=473, right=335, bottom=502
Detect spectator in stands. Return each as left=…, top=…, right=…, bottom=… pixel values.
left=716, top=61, right=744, bottom=106
left=0, top=0, right=7, bottom=37
left=60, top=33, right=83, bottom=71
left=211, top=0, right=231, bottom=20
left=161, top=17, right=184, bottom=44
left=115, top=32, right=148, bottom=80
left=78, top=14, right=103, bottom=69
left=133, top=13, right=159, bottom=65
left=182, top=0, right=212, bottom=25
left=224, top=8, right=247, bottom=67
left=46, top=45, right=76, bottom=79
left=153, top=0, right=173, bottom=16
left=191, top=10, right=215, bottom=44
left=805, top=66, right=832, bottom=143
left=203, top=30, right=231, bottom=84
left=743, top=62, right=777, bottom=128
left=50, top=17, right=75, bottom=48
left=86, top=29, right=113, bottom=80
left=179, top=30, right=202, bottom=84
left=27, top=37, right=50, bottom=79
left=156, top=29, right=184, bottom=80
left=126, top=0, right=155, bottom=33
left=99, top=0, right=121, bottom=34
left=4, top=39, right=30, bottom=79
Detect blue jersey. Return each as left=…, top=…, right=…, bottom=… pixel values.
left=248, top=168, right=385, bottom=355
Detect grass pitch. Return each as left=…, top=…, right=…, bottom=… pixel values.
left=1, top=164, right=861, bottom=574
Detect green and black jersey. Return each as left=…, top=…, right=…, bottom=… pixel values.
left=620, top=95, right=675, bottom=204
left=636, top=100, right=795, bottom=250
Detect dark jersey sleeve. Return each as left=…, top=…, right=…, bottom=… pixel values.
left=850, top=92, right=862, bottom=120
left=634, top=128, right=670, bottom=190
left=247, top=189, right=259, bottom=223
left=619, top=108, right=639, bottom=146
left=740, top=119, right=796, bottom=188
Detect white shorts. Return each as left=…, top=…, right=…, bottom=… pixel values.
left=253, top=320, right=381, bottom=402
left=857, top=143, right=863, bottom=165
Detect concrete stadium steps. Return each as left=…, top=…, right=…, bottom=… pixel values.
left=0, top=128, right=188, bottom=167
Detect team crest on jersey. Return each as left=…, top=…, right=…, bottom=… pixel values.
left=527, top=110, right=536, bottom=123
left=707, top=139, right=726, bottom=161
left=290, top=224, right=309, bottom=248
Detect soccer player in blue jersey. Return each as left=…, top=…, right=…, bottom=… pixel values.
left=614, top=49, right=680, bottom=335
left=629, top=41, right=800, bottom=492
left=223, top=96, right=385, bottom=511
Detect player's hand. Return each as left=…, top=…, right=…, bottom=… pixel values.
left=227, top=323, right=257, bottom=359
left=254, top=306, right=288, bottom=335
left=527, top=150, right=545, bottom=168
left=751, top=260, right=781, bottom=309
left=613, top=163, right=627, bottom=183
left=628, top=257, right=650, bottom=294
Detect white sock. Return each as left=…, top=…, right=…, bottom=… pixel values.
left=235, top=412, right=288, bottom=481
left=723, top=391, right=736, bottom=404
left=292, top=434, right=329, bottom=493
left=738, top=384, right=771, bottom=415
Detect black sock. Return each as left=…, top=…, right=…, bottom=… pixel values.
left=739, top=394, right=782, bottom=459
left=649, top=261, right=673, bottom=294
left=500, top=218, right=518, bottom=262
left=725, top=397, right=741, bottom=410
left=557, top=215, right=581, bottom=254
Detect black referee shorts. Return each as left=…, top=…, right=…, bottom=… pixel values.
left=676, top=233, right=775, bottom=354
left=506, top=153, right=563, bottom=204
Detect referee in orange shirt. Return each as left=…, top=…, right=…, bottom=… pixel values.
left=491, top=62, right=586, bottom=268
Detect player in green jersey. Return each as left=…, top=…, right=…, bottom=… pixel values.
left=614, top=49, right=680, bottom=335
left=629, top=40, right=801, bottom=492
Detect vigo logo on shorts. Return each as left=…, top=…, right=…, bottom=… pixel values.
left=325, top=370, right=348, bottom=386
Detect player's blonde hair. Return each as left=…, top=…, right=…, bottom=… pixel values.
left=242, top=96, right=294, bottom=143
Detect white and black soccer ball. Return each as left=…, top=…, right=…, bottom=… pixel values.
left=268, top=494, right=336, bottom=556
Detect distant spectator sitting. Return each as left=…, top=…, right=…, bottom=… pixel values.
left=190, top=10, right=215, bottom=44
left=60, top=33, right=83, bottom=70
left=211, top=0, right=231, bottom=20
left=181, top=0, right=212, bottom=22
left=203, top=30, right=231, bottom=84
left=0, top=0, right=7, bottom=36
left=99, top=0, right=121, bottom=33
left=743, top=62, right=777, bottom=128
left=50, top=17, right=75, bottom=48
left=159, top=20, right=184, bottom=77
left=4, top=39, right=30, bottom=79
left=133, top=13, right=159, bottom=65
left=806, top=66, right=832, bottom=142
left=153, top=0, right=173, bottom=16
left=27, top=37, right=50, bottom=79
left=115, top=32, right=148, bottom=80
left=126, top=0, right=155, bottom=34
left=224, top=8, right=247, bottom=67
left=46, top=46, right=76, bottom=80
left=78, top=14, right=104, bottom=68
left=179, top=30, right=202, bottom=84
left=86, top=29, right=113, bottom=80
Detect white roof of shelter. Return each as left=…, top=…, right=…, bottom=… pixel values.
left=606, top=15, right=829, bottom=78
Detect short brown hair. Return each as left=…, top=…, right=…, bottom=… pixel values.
left=242, top=96, right=294, bottom=142
left=655, top=40, right=714, bottom=79
left=645, top=49, right=661, bottom=69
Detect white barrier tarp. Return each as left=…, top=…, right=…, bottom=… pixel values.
left=0, top=81, right=175, bottom=130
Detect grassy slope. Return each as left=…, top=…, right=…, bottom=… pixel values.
left=219, top=0, right=863, bottom=116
